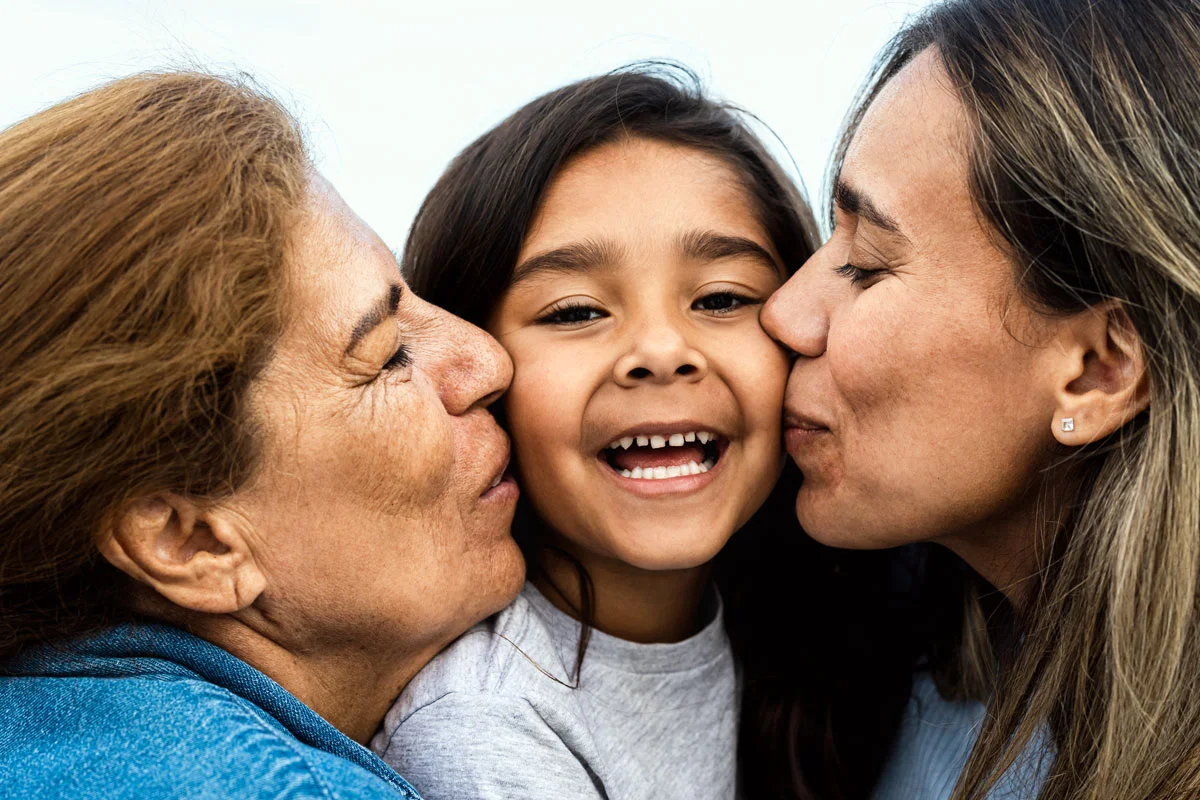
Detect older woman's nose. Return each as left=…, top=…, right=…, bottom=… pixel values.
left=426, top=302, right=514, bottom=415
left=613, top=317, right=708, bottom=388
left=762, top=265, right=829, bottom=359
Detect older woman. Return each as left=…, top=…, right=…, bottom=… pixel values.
left=763, top=0, right=1200, bottom=798
left=0, top=73, right=524, bottom=798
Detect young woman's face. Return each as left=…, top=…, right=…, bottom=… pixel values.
left=489, top=137, right=790, bottom=571
left=761, top=49, right=1062, bottom=562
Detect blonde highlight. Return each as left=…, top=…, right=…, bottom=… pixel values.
left=836, top=1, right=1200, bottom=798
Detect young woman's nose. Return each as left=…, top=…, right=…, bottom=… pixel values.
left=613, top=316, right=708, bottom=387
left=761, top=261, right=829, bottom=360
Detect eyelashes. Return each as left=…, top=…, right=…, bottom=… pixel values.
left=692, top=290, right=757, bottom=314
left=535, top=301, right=605, bottom=326
left=835, top=262, right=889, bottom=287
left=535, top=291, right=760, bottom=326
left=382, top=345, right=412, bottom=371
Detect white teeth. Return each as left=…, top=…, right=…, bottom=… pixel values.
left=608, top=431, right=719, bottom=450
left=619, top=460, right=710, bottom=480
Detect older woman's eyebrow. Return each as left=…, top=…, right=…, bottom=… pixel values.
left=511, top=238, right=623, bottom=286
left=345, top=283, right=402, bottom=354
left=834, top=179, right=909, bottom=240
left=678, top=230, right=782, bottom=274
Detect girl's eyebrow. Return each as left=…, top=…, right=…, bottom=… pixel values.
left=511, top=238, right=623, bottom=286
left=512, top=230, right=781, bottom=287
left=678, top=230, right=782, bottom=274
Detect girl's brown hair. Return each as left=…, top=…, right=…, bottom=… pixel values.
left=835, top=1, right=1200, bottom=797
left=0, top=71, right=309, bottom=661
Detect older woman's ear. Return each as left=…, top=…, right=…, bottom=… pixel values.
left=96, top=495, right=267, bottom=615
left=1049, top=301, right=1150, bottom=446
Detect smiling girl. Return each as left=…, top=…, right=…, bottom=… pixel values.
left=370, top=67, right=919, bottom=800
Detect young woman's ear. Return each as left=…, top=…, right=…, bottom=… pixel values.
left=96, top=493, right=266, bottom=614
left=1049, top=300, right=1149, bottom=445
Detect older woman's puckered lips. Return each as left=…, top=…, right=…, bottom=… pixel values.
left=477, top=426, right=517, bottom=503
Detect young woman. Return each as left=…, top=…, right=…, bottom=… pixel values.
left=763, top=0, right=1200, bottom=798
left=370, top=67, right=922, bottom=799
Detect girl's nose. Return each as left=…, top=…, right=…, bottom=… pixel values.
left=761, top=263, right=829, bottom=360
left=613, top=317, right=708, bottom=387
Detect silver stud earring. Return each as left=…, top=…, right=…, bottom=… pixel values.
left=1061, top=417, right=1075, bottom=432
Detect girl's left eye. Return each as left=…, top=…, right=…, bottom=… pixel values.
left=693, top=291, right=757, bottom=314
left=536, top=302, right=607, bottom=326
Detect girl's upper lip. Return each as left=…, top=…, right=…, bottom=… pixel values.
left=784, top=412, right=830, bottom=431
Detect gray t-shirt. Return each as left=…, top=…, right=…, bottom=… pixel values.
left=371, top=581, right=739, bottom=800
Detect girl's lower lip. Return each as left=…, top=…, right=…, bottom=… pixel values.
left=784, top=426, right=829, bottom=456
left=598, top=451, right=724, bottom=497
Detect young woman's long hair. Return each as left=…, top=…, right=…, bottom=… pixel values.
left=834, top=1, right=1200, bottom=797
left=403, top=63, right=925, bottom=799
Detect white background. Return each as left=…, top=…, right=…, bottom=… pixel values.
left=0, top=0, right=931, bottom=249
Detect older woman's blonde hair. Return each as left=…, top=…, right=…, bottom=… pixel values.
left=0, top=72, right=309, bottom=660
left=832, top=1, right=1200, bottom=798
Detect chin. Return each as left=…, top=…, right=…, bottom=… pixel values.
left=796, top=491, right=909, bottom=551
left=612, top=530, right=730, bottom=572
left=476, top=538, right=528, bottom=616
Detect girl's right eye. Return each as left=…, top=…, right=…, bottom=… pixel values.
left=535, top=301, right=607, bottom=326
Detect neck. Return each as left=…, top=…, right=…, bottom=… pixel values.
left=534, top=535, right=712, bottom=644
left=143, top=597, right=428, bottom=744
left=938, top=473, right=1074, bottom=612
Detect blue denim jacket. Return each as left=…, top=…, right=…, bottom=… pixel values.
left=0, top=622, right=421, bottom=800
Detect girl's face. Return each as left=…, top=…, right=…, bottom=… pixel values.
left=489, top=137, right=790, bottom=571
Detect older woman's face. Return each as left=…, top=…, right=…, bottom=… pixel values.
left=761, top=50, right=1062, bottom=560
left=232, top=177, right=523, bottom=663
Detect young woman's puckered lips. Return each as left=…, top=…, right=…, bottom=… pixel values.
left=782, top=411, right=831, bottom=456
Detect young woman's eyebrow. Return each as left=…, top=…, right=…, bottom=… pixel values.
left=511, top=238, right=623, bottom=286
left=345, top=283, right=402, bottom=355
left=678, top=230, right=782, bottom=274
left=834, top=178, right=910, bottom=241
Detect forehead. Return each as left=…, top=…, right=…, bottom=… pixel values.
left=522, top=138, right=766, bottom=251
left=842, top=48, right=974, bottom=237
left=286, top=175, right=400, bottom=331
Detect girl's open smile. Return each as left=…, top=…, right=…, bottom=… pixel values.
left=597, top=425, right=729, bottom=495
